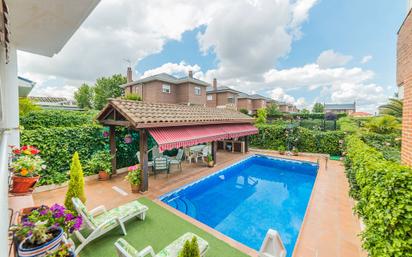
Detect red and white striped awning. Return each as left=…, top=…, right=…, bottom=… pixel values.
left=148, top=123, right=258, bottom=152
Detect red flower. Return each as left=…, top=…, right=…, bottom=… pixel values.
left=30, top=149, right=40, bottom=155
left=21, top=145, right=28, bottom=151
left=13, top=149, right=21, bottom=155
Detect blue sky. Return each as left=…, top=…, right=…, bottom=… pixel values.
left=135, top=0, right=405, bottom=111
left=21, top=0, right=407, bottom=112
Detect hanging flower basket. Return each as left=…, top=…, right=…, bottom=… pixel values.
left=124, top=134, right=132, bottom=144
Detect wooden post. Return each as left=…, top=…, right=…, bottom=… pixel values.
left=140, top=129, right=149, bottom=192
left=109, top=126, right=117, bottom=174
left=211, top=141, right=217, bottom=164
left=244, top=136, right=249, bottom=153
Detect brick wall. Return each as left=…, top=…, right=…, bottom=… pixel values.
left=398, top=11, right=412, bottom=166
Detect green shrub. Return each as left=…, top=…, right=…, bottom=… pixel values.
left=87, top=150, right=113, bottom=174
left=344, top=136, right=412, bottom=256
left=364, top=115, right=401, bottom=134
left=178, top=237, right=200, bottom=257
left=20, top=110, right=97, bottom=129
left=123, top=92, right=142, bottom=101
left=64, top=152, right=86, bottom=212
left=255, top=108, right=267, bottom=124
left=249, top=124, right=344, bottom=155
left=360, top=132, right=401, bottom=162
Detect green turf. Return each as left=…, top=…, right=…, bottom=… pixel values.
left=79, top=197, right=250, bottom=257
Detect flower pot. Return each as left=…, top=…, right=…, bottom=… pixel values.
left=98, top=171, right=111, bottom=181
left=18, top=227, right=64, bottom=257
left=130, top=184, right=140, bottom=193
left=11, top=175, right=40, bottom=194
left=207, top=161, right=214, bottom=168
left=279, top=151, right=285, bottom=155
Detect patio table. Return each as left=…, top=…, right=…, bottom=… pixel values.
left=187, top=145, right=206, bottom=163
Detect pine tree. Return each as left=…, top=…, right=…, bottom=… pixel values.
left=190, top=236, right=200, bottom=257
left=178, top=240, right=192, bottom=257
left=64, top=152, right=86, bottom=211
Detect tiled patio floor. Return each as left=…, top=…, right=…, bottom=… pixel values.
left=16, top=150, right=365, bottom=257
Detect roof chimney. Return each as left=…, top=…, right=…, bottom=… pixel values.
left=127, top=67, right=133, bottom=83
left=213, top=78, right=217, bottom=90
left=188, top=70, right=193, bottom=78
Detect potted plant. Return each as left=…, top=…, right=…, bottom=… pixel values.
left=292, top=147, right=299, bottom=156
left=125, top=165, right=141, bottom=193
left=10, top=145, right=46, bottom=194
left=278, top=145, right=286, bottom=155
left=12, top=204, right=82, bottom=257
left=88, top=151, right=112, bottom=180
left=206, top=154, right=214, bottom=167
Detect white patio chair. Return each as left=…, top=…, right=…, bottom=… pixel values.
left=196, top=146, right=209, bottom=163
left=136, top=151, right=153, bottom=168
left=114, top=232, right=209, bottom=257
left=258, top=229, right=286, bottom=257
left=72, top=197, right=149, bottom=255
left=169, top=149, right=184, bottom=172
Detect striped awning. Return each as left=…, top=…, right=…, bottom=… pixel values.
left=148, top=124, right=258, bottom=152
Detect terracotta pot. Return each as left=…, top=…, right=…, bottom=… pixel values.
left=207, top=161, right=214, bottom=168
left=279, top=151, right=285, bottom=155
left=292, top=152, right=299, bottom=156
left=130, top=184, right=140, bottom=193
left=11, top=175, right=40, bottom=194
left=98, top=171, right=111, bottom=181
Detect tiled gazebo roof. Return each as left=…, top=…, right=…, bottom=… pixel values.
left=97, top=99, right=254, bottom=128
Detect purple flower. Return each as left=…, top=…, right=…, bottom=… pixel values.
left=103, top=131, right=109, bottom=138
left=65, top=213, right=74, bottom=221
left=22, top=221, right=34, bottom=227
left=73, top=217, right=83, bottom=231
left=51, top=204, right=65, bottom=218
left=39, top=209, right=48, bottom=216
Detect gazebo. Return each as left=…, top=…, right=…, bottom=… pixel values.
left=97, top=99, right=258, bottom=191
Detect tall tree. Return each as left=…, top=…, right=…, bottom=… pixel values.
left=379, top=98, right=403, bottom=118
left=266, top=103, right=281, bottom=116
left=93, top=74, right=126, bottom=110
left=74, top=83, right=93, bottom=109
left=312, top=102, right=324, bottom=113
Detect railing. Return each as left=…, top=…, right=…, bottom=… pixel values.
left=0, top=130, right=10, bottom=257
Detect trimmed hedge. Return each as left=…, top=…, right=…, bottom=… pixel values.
left=249, top=124, right=344, bottom=155
left=360, top=132, right=401, bottom=162
left=267, top=112, right=347, bottom=120
left=20, top=110, right=98, bottom=130
left=344, top=135, right=412, bottom=257
left=21, top=125, right=144, bottom=185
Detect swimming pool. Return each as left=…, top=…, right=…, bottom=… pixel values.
left=160, top=155, right=318, bottom=256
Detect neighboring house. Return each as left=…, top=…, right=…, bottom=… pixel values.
left=278, top=102, right=298, bottom=113
left=18, top=76, right=35, bottom=97
left=206, top=79, right=240, bottom=110
left=398, top=2, right=412, bottom=166
left=29, top=96, right=81, bottom=110
left=206, top=80, right=295, bottom=115
left=121, top=70, right=209, bottom=105
left=324, top=103, right=356, bottom=114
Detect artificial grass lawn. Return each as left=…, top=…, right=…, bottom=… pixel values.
left=79, top=197, right=250, bottom=257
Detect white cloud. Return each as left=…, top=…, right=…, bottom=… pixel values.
left=30, top=84, right=78, bottom=99
left=198, top=0, right=318, bottom=80
left=361, top=55, right=373, bottom=64
left=316, top=50, right=352, bottom=68
left=141, top=61, right=203, bottom=79
left=270, top=88, right=307, bottom=109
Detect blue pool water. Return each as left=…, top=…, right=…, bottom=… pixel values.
left=160, top=155, right=318, bottom=256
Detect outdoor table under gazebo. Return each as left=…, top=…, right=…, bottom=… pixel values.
left=97, top=99, right=258, bottom=192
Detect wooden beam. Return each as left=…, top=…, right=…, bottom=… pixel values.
left=100, top=120, right=132, bottom=127
left=211, top=141, right=217, bottom=164
left=244, top=136, right=249, bottom=152
left=140, top=129, right=149, bottom=192
left=109, top=126, right=117, bottom=175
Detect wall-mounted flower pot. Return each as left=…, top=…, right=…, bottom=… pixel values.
left=18, top=227, right=63, bottom=257
left=11, top=175, right=40, bottom=194
left=98, top=171, right=111, bottom=181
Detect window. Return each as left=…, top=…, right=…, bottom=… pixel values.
left=162, top=84, right=171, bottom=93
left=227, top=97, right=235, bottom=104
left=207, top=95, right=213, bottom=101
left=194, top=86, right=201, bottom=95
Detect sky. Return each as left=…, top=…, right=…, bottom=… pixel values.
left=19, top=0, right=407, bottom=113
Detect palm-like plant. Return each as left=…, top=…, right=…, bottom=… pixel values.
left=379, top=98, right=403, bottom=118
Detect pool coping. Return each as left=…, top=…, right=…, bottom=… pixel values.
left=156, top=152, right=324, bottom=257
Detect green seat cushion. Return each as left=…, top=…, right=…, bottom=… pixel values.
left=116, top=238, right=139, bottom=256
